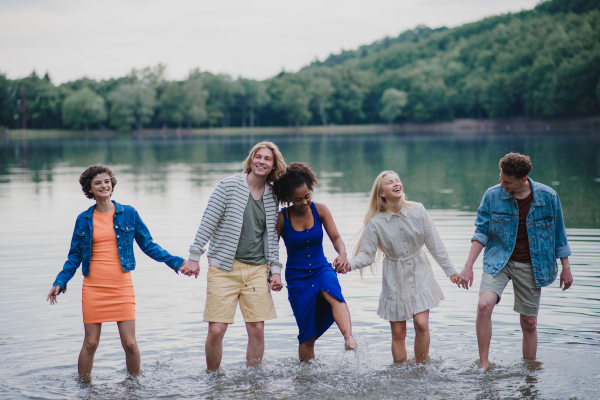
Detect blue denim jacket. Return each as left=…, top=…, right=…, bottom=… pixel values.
left=53, top=201, right=183, bottom=292
left=472, top=177, right=571, bottom=288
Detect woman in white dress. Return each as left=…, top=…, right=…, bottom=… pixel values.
left=342, top=170, right=458, bottom=363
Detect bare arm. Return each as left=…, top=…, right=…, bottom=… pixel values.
left=276, top=210, right=284, bottom=239
left=457, top=240, right=485, bottom=289
left=316, top=203, right=348, bottom=271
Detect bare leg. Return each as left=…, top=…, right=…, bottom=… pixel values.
left=477, top=291, right=498, bottom=370
left=321, top=291, right=356, bottom=350
left=413, top=310, right=430, bottom=364
left=245, top=321, right=265, bottom=367
left=390, top=321, right=407, bottom=362
left=78, top=323, right=102, bottom=374
left=299, top=337, right=316, bottom=361
left=117, top=320, right=140, bottom=374
left=205, top=322, right=228, bottom=371
left=520, top=314, right=537, bottom=360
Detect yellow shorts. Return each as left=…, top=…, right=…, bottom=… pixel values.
left=203, top=259, right=277, bottom=323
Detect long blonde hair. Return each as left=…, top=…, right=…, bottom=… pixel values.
left=243, top=141, right=287, bottom=183
left=353, top=170, right=408, bottom=274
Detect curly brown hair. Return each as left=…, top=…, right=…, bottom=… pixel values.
left=79, top=165, right=117, bottom=199
left=272, top=162, right=318, bottom=205
left=499, top=152, right=532, bottom=179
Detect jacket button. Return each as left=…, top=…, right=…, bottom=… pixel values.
left=117, top=235, right=120, bottom=238
left=115, top=225, right=118, bottom=229
left=119, top=246, right=121, bottom=249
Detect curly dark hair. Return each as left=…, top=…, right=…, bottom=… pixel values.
left=79, top=165, right=117, bottom=199
left=499, top=152, right=532, bottom=179
left=272, top=162, right=318, bottom=205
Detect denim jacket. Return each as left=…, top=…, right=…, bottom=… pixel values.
left=53, top=201, right=184, bottom=292
left=472, top=177, right=571, bottom=288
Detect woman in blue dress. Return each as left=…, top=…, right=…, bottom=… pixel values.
left=273, top=162, right=356, bottom=361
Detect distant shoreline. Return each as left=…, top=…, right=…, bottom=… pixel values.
left=3, top=116, right=600, bottom=140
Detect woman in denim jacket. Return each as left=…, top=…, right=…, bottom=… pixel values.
left=47, top=165, right=194, bottom=375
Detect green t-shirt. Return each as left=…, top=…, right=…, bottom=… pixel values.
left=234, top=194, right=267, bottom=265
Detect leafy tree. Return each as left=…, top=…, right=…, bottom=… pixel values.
left=182, top=75, right=209, bottom=128
left=62, top=88, right=107, bottom=130
left=280, top=84, right=311, bottom=127
left=239, top=79, right=270, bottom=127
left=379, top=88, right=408, bottom=123
left=308, top=77, right=335, bottom=125
left=107, top=83, right=155, bottom=132
left=157, top=81, right=185, bottom=128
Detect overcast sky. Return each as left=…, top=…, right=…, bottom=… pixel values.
left=0, top=0, right=539, bottom=84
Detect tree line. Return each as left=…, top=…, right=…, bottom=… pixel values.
left=1, top=0, right=599, bottom=132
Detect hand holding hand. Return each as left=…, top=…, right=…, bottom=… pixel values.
left=456, top=266, right=474, bottom=290
left=269, top=273, right=283, bottom=291
left=180, top=260, right=200, bottom=278
left=449, top=273, right=459, bottom=284
left=333, top=253, right=350, bottom=274
left=47, top=286, right=62, bottom=305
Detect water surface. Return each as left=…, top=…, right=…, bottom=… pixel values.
left=0, top=131, right=599, bottom=399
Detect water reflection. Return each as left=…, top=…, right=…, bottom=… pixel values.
left=0, top=132, right=598, bottom=399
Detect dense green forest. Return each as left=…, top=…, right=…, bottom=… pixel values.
left=1, top=0, right=599, bottom=131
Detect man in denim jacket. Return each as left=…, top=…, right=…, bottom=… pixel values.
left=457, top=153, right=573, bottom=370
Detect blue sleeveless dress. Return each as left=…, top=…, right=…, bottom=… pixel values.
left=282, top=202, right=346, bottom=344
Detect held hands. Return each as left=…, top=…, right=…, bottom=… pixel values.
left=455, top=266, right=474, bottom=290
left=269, top=273, right=283, bottom=291
left=333, top=253, right=350, bottom=274
left=179, top=260, right=200, bottom=278
left=47, top=286, right=62, bottom=305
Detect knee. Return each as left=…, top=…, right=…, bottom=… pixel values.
left=122, top=338, right=139, bottom=354
left=413, top=320, right=429, bottom=335
left=521, top=317, right=537, bottom=334
left=83, top=338, right=99, bottom=353
left=477, top=298, right=495, bottom=317
left=391, top=326, right=407, bottom=341
left=247, top=324, right=265, bottom=339
left=207, top=325, right=227, bottom=341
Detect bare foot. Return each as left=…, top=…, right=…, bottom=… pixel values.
left=345, top=336, right=357, bottom=351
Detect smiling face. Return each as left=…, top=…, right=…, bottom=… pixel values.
left=499, top=170, right=527, bottom=194
left=380, top=173, right=403, bottom=201
left=250, top=147, right=275, bottom=179
left=89, top=173, right=113, bottom=200
left=289, top=184, right=311, bottom=213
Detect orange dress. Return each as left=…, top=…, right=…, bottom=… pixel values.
left=82, top=209, right=136, bottom=324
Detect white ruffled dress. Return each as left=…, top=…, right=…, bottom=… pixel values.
left=349, top=203, right=457, bottom=321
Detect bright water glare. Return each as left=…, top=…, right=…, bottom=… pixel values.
left=0, top=132, right=599, bottom=399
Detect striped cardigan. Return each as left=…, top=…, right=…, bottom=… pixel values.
left=188, top=173, right=283, bottom=274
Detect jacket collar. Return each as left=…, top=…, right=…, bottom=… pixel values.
left=500, top=177, right=544, bottom=206
left=84, top=200, right=123, bottom=219
left=384, top=206, right=408, bottom=221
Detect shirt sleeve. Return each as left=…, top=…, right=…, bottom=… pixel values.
left=553, top=192, right=572, bottom=259
left=349, top=220, right=379, bottom=271
left=472, top=190, right=491, bottom=246
left=420, top=204, right=457, bottom=277
left=188, top=181, right=228, bottom=259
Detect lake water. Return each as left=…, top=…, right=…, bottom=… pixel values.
left=0, top=131, right=599, bottom=399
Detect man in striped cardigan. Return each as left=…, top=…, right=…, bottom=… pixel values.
left=186, top=141, right=287, bottom=370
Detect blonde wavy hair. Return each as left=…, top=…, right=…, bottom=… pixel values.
left=353, top=170, right=410, bottom=274
left=243, top=141, right=287, bottom=183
